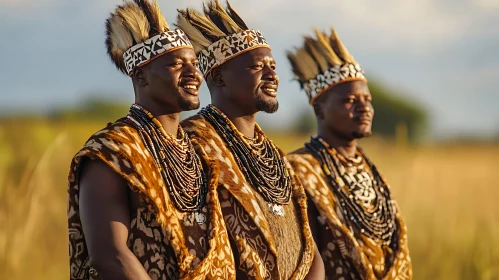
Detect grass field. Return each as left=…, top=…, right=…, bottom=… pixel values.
left=0, top=119, right=498, bottom=279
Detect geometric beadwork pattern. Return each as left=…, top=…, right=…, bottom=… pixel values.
left=198, top=29, right=270, bottom=76
left=123, top=29, right=193, bottom=75
left=304, top=63, right=366, bottom=104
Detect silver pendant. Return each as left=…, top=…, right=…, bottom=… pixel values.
left=195, top=212, right=206, bottom=225
left=268, top=203, right=285, bottom=216
left=183, top=212, right=206, bottom=226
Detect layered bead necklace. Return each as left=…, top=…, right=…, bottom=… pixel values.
left=199, top=105, right=292, bottom=216
left=125, top=104, right=207, bottom=224
left=305, top=136, right=397, bottom=246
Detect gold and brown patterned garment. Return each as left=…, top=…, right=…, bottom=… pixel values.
left=182, top=115, right=315, bottom=280
left=287, top=147, right=412, bottom=280
left=67, top=120, right=235, bottom=280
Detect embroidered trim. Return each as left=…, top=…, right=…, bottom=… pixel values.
left=303, top=63, right=366, bottom=104
left=123, top=29, right=193, bottom=75
left=198, top=29, right=270, bottom=76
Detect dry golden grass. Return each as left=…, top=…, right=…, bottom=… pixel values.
left=0, top=120, right=498, bottom=279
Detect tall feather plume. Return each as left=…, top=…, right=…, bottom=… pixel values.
left=176, top=15, right=212, bottom=53
left=203, top=1, right=230, bottom=34
left=116, top=4, right=150, bottom=44
left=226, top=1, right=248, bottom=30
left=133, top=0, right=169, bottom=35
left=314, top=28, right=342, bottom=66
left=287, top=48, right=318, bottom=82
left=106, top=2, right=150, bottom=74
left=329, top=28, right=355, bottom=63
left=206, top=0, right=243, bottom=34
left=177, top=8, right=226, bottom=42
left=151, top=0, right=169, bottom=32
left=286, top=27, right=362, bottom=85
left=304, top=36, right=329, bottom=73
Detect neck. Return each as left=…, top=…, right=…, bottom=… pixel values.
left=318, top=127, right=357, bottom=159
left=212, top=102, right=256, bottom=138
left=136, top=101, right=180, bottom=137
left=155, top=113, right=180, bottom=136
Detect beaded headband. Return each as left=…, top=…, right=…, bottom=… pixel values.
left=197, top=29, right=270, bottom=76
left=304, top=63, right=366, bottom=104
left=123, top=29, right=193, bottom=76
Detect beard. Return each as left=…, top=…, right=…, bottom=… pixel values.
left=178, top=97, right=201, bottom=112
left=255, top=95, right=279, bottom=114
left=352, top=130, right=372, bottom=139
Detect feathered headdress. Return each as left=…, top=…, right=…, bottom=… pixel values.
left=176, top=0, right=271, bottom=76
left=105, top=0, right=193, bottom=76
left=287, top=28, right=367, bottom=104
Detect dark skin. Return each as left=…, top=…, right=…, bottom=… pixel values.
left=313, top=80, right=374, bottom=159
left=207, top=47, right=325, bottom=279
left=208, top=47, right=279, bottom=138
left=79, top=48, right=202, bottom=280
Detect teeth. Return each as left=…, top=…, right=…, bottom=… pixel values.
left=183, top=85, right=197, bottom=89
left=264, top=88, right=275, bottom=92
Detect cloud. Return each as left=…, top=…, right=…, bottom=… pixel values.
left=225, top=0, right=498, bottom=56
left=0, top=0, right=497, bottom=136
left=0, top=0, right=58, bottom=10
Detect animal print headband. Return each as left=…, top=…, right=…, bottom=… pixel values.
left=123, top=29, right=193, bottom=76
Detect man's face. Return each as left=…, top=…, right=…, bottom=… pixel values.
left=137, top=48, right=203, bottom=112
left=315, top=80, right=374, bottom=140
left=218, top=47, right=279, bottom=114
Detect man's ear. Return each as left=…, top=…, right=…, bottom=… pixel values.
left=210, top=67, right=225, bottom=87
left=313, top=101, right=325, bottom=120
left=132, top=67, right=148, bottom=86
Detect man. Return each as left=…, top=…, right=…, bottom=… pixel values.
left=67, top=1, right=235, bottom=279
left=286, top=28, right=412, bottom=279
left=177, top=1, right=324, bottom=279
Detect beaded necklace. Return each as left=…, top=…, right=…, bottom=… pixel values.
left=305, top=136, right=397, bottom=246
left=199, top=105, right=292, bottom=216
left=125, top=104, right=207, bottom=224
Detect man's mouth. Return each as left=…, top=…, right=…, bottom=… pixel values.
left=355, top=116, right=372, bottom=124
left=261, top=84, right=278, bottom=97
left=180, top=81, right=200, bottom=95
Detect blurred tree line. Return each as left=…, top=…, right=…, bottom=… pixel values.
left=49, top=98, right=130, bottom=122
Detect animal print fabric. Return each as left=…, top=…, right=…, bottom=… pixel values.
left=197, top=29, right=270, bottom=76
left=67, top=120, right=235, bottom=279
left=123, top=29, right=193, bottom=75
left=182, top=115, right=315, bottom=280
left=303, top=63, right=366, bottom=104
left=287, top=148, right=412, bottom=280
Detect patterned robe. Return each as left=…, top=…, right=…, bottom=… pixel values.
left=182, top=115, right=315, bottom=280
left=287, top=148, right=412, bottom=280
left=67, top=120, right=235, bottom=280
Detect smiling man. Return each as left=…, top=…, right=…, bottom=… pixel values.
left=178, top=1, right=324, bottom=279
left=67, top=1, right=235, bottom=279
left=286, top=28, right=412, bottom=279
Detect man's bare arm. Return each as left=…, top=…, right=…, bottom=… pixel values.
left=305, top=245, right=325, bottom=279
left=79, top=159, right=151, bottom=280
left=305, top=199, right=325, bottom=279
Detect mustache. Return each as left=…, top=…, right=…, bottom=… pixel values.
left=179, top=77, right=202, bottom=86
left=353, top=114, right=373, bottom=122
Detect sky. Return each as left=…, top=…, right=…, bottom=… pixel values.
left=1, top=0, right=498, bottom=139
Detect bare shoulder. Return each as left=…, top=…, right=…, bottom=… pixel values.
left=79, top=157, right=128, bottom=198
